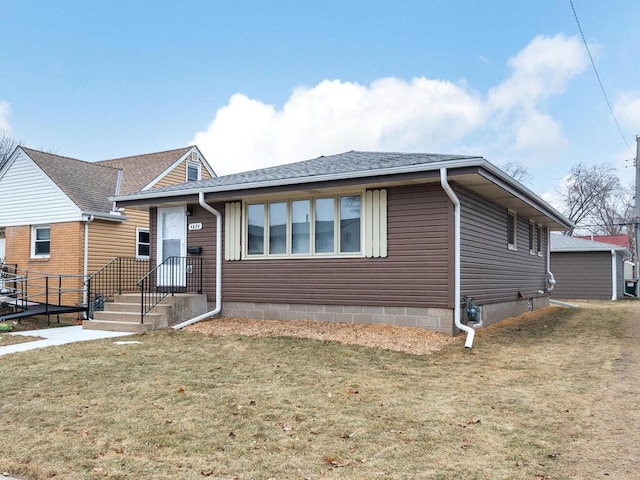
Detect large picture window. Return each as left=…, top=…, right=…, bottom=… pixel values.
left=246, top=195, right=362, bottom=257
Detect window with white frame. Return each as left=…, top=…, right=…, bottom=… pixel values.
left=136, top=228, right=150, bottom=259
left=187, top=161, right=201, bottom=182
left=31, top=225, right=51, bottom=257
left=536, top=224, right=543, bottom=256
left=507, top=210, right=517, bottom=250
left=528, top=220, right=535, bottom=254
left=245, top=195, right=362, bottom=257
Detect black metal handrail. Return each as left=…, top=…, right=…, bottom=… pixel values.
left=0, top=271, right=88, bottom=325
left=85, top=257, right=150, bottom=317
left=137, top=256, right=203, bottom=323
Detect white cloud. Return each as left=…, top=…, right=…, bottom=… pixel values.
left=614, top=91, right=640, bottom=132
left=194, top=78, right=484, bottom=174
left=0, top=101, right=11, bottom=131
left=488, top=34, right=588, bottom=110
left=193, top=34, right=588, bottom=175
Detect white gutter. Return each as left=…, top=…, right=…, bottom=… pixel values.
left=440, top=168, right=475, bottom=348
left=611, top=249, right=617, bottom=301
left=172, top=192, right=222, bottom=329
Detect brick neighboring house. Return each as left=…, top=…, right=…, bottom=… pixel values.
left=0, top=145, right=215, bottom=307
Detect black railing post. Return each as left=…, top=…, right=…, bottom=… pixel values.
left=140, top=277, right=145, bottom=324
left=45, top=276, right=50, bottom=326
left=86, top=277, right=91, bottom=317
left=118, top=257, right=122, bottom=295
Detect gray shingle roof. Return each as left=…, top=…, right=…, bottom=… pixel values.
left=22, top=146, right=201, bottom=214
left=96, top=146, right=193, bottom=194
left=550, top=234, right=630, bottom=253
left=138, top=150, right=480, bottom=194
left=23, top=147, right=121, bottom=214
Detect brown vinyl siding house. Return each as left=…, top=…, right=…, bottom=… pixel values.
left=115, top=151, right=572, bottom=337
left=0, top=145, right=215, bottom=307
left=550, top=234, right=629, bottom=300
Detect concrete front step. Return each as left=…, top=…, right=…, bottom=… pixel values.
left=103, top=301, right=173, bottom=314
left=92, top=310, right=164, bottom=324
left=83, top=293, right=208, bottom=333
left=82, top=319, right=154, bottom=333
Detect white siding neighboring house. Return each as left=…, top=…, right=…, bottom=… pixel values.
left=0, top=145, right=215, bottom=280
left=0, top=148, right=95, bottom=227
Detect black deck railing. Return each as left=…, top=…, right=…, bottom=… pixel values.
left=137, top=256, right=203, bottom=322
left=85, top=257, right=150, bottom=317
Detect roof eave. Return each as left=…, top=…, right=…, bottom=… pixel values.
left=111, top=155, right=573, bottom=231
left=112, top=156, right=486, bottom=203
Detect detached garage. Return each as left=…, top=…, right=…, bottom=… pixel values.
left=550, top=234, right=629, bottom=300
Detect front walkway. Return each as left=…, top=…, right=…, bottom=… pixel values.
left=0, top=326, right=133, bottom=355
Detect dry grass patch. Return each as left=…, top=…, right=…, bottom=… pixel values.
left=0, top=300, right=637, bottom=479
left=0, top=333, right=44, bottom=347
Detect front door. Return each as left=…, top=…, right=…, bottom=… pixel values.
left=157, top=207, right=187, bottom=287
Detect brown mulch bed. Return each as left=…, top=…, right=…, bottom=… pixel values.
left=186, top=317, right=458, bottom=355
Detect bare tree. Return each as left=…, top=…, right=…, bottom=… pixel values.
left=0, top=129, right=18, bottom=172
left=559, top=162, right=624, bottom=235
left=499, top=161, right=531, bottom=184
left=592, top=184, right=634, bottom=235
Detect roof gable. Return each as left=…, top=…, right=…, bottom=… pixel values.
left=0, top=148, right=84, bottom=226
left=22, top=147, right=121, bottom=214
left=96, top=146, right=215, bottom=194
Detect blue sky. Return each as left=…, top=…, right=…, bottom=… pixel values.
left=1, top=0, right=638, bottom=201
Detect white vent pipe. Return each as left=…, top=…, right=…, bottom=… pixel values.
left=172, top=192, right=222, bottom=329
left=440, top=168, right=475, bottom=348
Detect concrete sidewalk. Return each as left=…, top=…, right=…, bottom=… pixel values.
left=0, top=325, right=133, bottom=355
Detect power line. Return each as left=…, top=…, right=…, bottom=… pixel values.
left=569, top=0, right=634, bottom=156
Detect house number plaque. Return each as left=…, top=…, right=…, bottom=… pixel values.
left=188, top=223, right=203, bottom=231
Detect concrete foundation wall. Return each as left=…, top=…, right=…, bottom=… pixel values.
left=214, top=295, right=550, bottom=337
left=221, top=301, right=455, bottom=336
left=478, top=296, right=549, bottom=327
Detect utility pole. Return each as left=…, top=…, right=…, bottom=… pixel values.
left=636, top=135, right=640, bottom=293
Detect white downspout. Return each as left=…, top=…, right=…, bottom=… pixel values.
left=611, top=249, right=617, bottom=301
left=82, top=215, right=94, bottom=317
left=546, top=230, right=556, bottom=292
left=172, top=192, right=222, bottom=329
left=440, top=168, right=475, bottom=348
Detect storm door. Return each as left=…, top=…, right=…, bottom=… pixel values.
left=157, top=207, right=187, bottom=287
